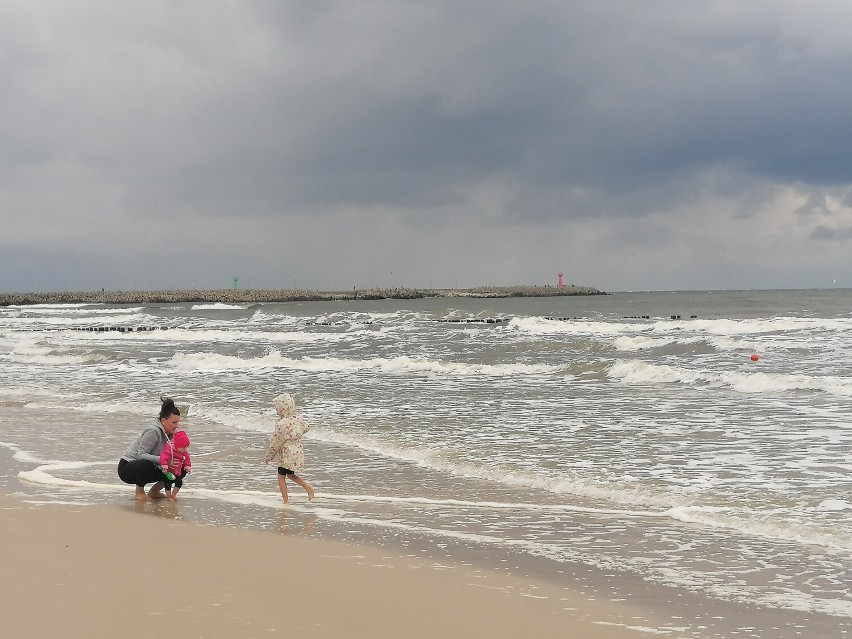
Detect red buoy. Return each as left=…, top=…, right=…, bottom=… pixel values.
left=750, top=353, right=759, bottom=362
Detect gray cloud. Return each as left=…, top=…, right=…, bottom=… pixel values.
left=2, top=1, right=852, bottom=292
left=810, top=225, right=852, bottom=241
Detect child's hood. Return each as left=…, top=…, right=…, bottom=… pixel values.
left=273, top=393, right=297, bottom=417
left=172, top=430, right=190, bottom=449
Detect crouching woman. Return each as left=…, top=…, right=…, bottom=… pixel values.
left=117, top=398, right=181, bottom=501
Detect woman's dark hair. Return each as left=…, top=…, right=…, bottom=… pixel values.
left=159, top=397, right=181, bottom=419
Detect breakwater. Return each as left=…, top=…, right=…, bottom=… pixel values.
left=0, top=285, right=604, bottom=306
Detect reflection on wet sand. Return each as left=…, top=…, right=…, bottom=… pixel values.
left=277, top=510, right=317, bottom=536
left=128, top=498, right=183, bottom=520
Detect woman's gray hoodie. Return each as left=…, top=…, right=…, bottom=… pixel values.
left=121, top=420, right=169, bottom=465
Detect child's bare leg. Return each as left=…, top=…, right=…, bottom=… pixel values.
left=277, top=473, right=290, bottom=504
left=290, top=474, right=314, bottom=501
left=169, top=486, right=180, bottom=501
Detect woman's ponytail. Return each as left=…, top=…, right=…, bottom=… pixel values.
left=159, top=397, right=180, bottom=419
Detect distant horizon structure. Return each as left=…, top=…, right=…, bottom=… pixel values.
left=558, top=272, right=564, bottom=289
left=233, top=276, right=239, bottom=290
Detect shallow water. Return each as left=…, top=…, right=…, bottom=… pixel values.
left=2, top=289, right=852, bottom=637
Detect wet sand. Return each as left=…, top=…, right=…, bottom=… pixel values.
left=0, top=493, right=660, bottom=639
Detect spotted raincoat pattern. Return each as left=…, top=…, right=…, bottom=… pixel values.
left=263, top=393, right=310, bottom=471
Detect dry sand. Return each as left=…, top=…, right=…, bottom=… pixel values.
left=0, top=493, right=663, bottom=639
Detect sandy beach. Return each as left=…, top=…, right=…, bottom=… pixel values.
left=0, top=493, right=663, bottom=639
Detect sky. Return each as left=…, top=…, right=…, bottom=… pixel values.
left=2, top=1, right=852, bottom=293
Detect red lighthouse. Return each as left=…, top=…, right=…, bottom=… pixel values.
left=557, top=272, right=564, bottom=289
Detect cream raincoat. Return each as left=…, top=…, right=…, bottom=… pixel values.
left=263, top=393, right=310, bottom=471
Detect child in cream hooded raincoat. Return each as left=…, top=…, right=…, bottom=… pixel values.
left=264, top=393, right=314, bottom=503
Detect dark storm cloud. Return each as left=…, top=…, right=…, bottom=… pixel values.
left=223, top=2, right=852, bottom=220
left=810, top=225, right=852, bottom=241
left=6, top=1, right=852, bottom=218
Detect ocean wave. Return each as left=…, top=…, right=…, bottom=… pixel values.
left=7, top=303, right=99, bottom=309
left=689, top=317, right=852, bottom=335
left=511, top=315, right=852, bottom=340
left=1, top=337, right=108, bottom=365
left=0, top=441, right=47, bottom=464
left=249, top=309, right=415, bottom=325
left=1, top=312, right=154, bottom=327
left=510, top=316, right=630, bottom=336
left=190, top=303, right=246, bottom=310
left=17, top=451, right=852, bottom=560
left=614, top=334, right=757, bottom=354
left=169, top=351, right=560, bottom=376
left=20, top=398, right=159, bottom=416
left=308, top=427, right=681, bottom=509
left=6, top=306, right=144, bottom=316
left=608, top=360, right=852, bottom=396
left=666, top=505, right=852, bottom=553
left=70, top=327, right=353, bottom=345
left=8, top=352, right=106, bottom=365
left=18, top=460, right=123, bottom=492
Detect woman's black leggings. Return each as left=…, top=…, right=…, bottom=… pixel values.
left=117, top=458, right=162, bottom=487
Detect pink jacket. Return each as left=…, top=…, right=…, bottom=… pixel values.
left=159, top=442, right=191, bottom=478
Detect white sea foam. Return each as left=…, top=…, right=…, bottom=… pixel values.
left=608, top=360, right=706, bottom=385
left=1, top=312, right=153, bottom=328
left=591, top=621, right=681, bottom=635
left=8, top=352, right=106, bottom=365
left=608, top=359, right=852, bottom=396
left=0, top=442, right=46, bottom=464
left=0, top=386, right=70, bottom=402
left=7, top=303, right=99, bottom=309
left=187, top=404, right=275, bottom=433
left=66, top=327, right=352, bottom=345
left=21, top=398, right=158, bottom=417
left=309, top=427, right=681, bottom=509
left=818, top=499, right=852, bottom=511
left=9, top=454, right=663, bottom=519
left=666, top=505, right=852, bottom=552
left=190, top=303, right=245, bottom=310
left=11, top=306, right=143, bottom=316
left=169, top=351, right=559, bottom=376
left=510, top=316, right=631, bottom=336
left=512, top=315, right=852, bottom=346
left=613, top=335, right=687, bottom=351
left=18, top=461, right=125, bottom=492
left=20, top=454, right=852, bottom=564
left=690, top=317, right=852, bottom=335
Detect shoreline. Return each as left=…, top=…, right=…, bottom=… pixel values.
left=0, top=492, right=661, bottom=639
left=0, top=284, right=605, bottom=306
left=4, top=476, right=849, bottom=638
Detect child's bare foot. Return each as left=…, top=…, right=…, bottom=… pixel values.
left=306, top=485, right=315, bottom=501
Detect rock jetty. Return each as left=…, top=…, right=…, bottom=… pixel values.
left=0, top=284, right=605, bottom=307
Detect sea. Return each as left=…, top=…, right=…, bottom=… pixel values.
left=1, top=289, right=851, bottom=638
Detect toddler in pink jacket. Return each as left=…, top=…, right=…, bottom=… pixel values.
left=159, top=430, right=191, bottom=500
